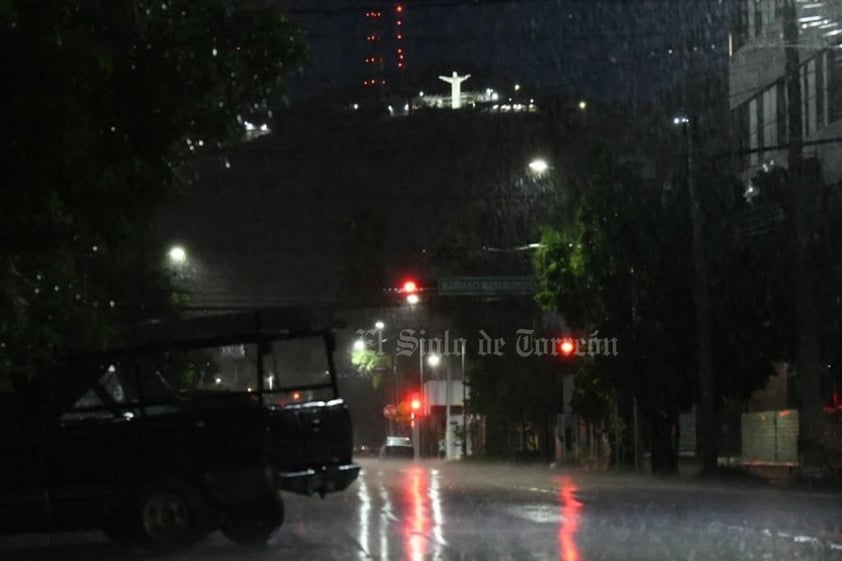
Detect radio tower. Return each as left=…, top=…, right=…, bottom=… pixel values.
left=362, top=3, right=406, bottom=94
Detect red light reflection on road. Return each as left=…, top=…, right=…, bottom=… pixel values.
left=558, top=477, right=582, bottom=561
left=404, top=466, right=430, bottom=561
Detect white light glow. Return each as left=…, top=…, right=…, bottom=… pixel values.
left=406, top=294, right=420, bottom=305
left=528, top=159, right=549, bottom=174
left=168, top=246, right=187, bottom=264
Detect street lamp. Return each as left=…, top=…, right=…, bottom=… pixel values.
left=375, top=320, right=385, bottom=331
left=168, top=245, right=187, bottom=265
left=528, top=158, right=549, bottom=175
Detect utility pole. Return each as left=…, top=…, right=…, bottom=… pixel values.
left=462, top=339, right=468, bottom=458
left=783, top=0, right=826, bottom=478
left=445, top=358, right=452, bottom=460
left=682, top=27, right=718, bottom=475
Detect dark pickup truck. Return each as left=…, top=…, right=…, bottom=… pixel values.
left=0, top=310, right=360, bottom=551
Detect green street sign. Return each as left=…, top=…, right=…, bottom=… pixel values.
left=437, top=276, right=538, bottom=296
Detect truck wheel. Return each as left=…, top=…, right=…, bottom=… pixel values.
left=220, top=494, right=284, bottom=546
left=134, top=479, right=210, bottom=552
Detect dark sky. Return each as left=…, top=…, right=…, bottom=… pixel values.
left=157, top=0, right=731, bottom=311
left=281, top=0, right=729, bottom=102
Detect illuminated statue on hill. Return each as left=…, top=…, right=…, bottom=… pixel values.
left=438, top=71, right=471, bottom=109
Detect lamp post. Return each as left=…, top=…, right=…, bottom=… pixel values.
left=426, top=353, right=440, bottom=459
left=167, top=245, right=187, bottom=264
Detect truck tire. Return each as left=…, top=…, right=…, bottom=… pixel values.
left=220, top=494, right=284, bottom=546
left=133, top=479, right=211, bottom=552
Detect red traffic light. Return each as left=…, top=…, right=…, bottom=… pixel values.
left=401, top=279, right=418, bottom=293
left=410, top=397, right=422, bottom=411
left=558, top=337, right=575, bottom=357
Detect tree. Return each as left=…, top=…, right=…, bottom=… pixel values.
left=535, top=148, right=696, bottom=475
left=534, top=146, right=792, bottom=475
left=0, top=1, right=305, bottom=381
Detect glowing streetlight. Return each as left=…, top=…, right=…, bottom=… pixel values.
left=528, top=158, right=549, bottom=174
left=427, top=353, right=441, bottom=368
left=168, top=245, right=187, bottom=264
left=514, top=83, right=521, bottom=92
left=375, top=320, right=385, bottom=330
left=578, top=100, right=587, bottom=110
left=406, top=294, right=420, bottom=305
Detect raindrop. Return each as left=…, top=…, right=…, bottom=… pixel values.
left=224, top=159, right=231, bottom=169
left=197, top=140, right=204, bottom=147
left=109, top=300, right=115, bottom=308
left=36, top=274, right=42, bottom=281
left=54, top=285, right=59, bottom=292
left=161, top=3, right=167, bottom=10
left=212, top=47, right=218, bottom=57
left=92, top=245, right=98, bottom=252
left=34, top=288, right=40, bottom=294
left=110, top=125, right=116, bottom=132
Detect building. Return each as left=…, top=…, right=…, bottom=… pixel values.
left=729, top=0, right=842, bottom=184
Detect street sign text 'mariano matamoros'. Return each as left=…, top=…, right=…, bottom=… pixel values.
left=437, top=277, right=538, bottom=296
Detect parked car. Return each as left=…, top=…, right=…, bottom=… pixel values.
left=0, top=310, right=360, bottom=551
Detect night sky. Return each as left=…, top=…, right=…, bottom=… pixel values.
left=157, top=0, right=731, bottom=313
left=281, top=0, right=729, bottom=102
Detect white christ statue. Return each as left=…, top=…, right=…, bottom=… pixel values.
left=438, top=71, right=471, bottom=109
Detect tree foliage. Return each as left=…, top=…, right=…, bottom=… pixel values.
left=0, top=1, right=305, bottom=379
left=533, top=147, right=788, bottom=473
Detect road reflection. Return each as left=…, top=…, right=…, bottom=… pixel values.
left=558, top=477, right=582, bottom=561
left=355, top=464, right=446, bottom=560
left=403, top=465, right=445, bottom=561
left=356, top=475, right=371, bottom=559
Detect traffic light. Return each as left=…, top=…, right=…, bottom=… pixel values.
left=558, top=337, right=575, bottom=357
left=401, top=279, right=418, bottom=293
left=407, top=393, right=424, bottom=417
left=410, top=396, right=422, bottom=412
left=400, top=278, right=420, bottom=304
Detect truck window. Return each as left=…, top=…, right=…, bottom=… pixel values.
left=265, top=336, right=335, bottom=405
left=59, top=361, right=139, bottom=423
left=136, top=344, right=260, bottom=399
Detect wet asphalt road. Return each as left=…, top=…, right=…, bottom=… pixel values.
left=1, top=459, right=841, bottom=560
